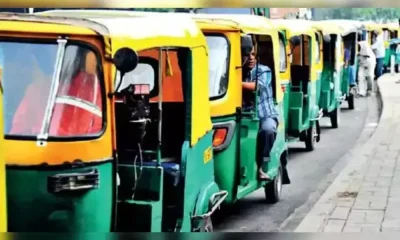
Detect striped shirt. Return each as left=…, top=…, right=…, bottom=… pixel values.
left=243, top=64, right=279, bottom=120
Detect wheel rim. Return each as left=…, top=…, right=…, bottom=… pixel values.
left=312, top=125, right=317, bottom=143
left=276, top=168, right=282, bottom=197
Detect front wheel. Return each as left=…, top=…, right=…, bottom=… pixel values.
left=264, top=166, right=282, bottom=204
left=305, top=123, right=317, bottom=151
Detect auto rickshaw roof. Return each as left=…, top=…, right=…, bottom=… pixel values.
left=1, top=12, right=206, bottom=59
left=319, top=20, right=366, bottom=36
left=270, top=19, right=316, bottom=37
left=36, top=10, right=253, bottom=34
left=310, top=21, right=343, bottom=35
left=363, top=22, right=383, bottom=31
left=382, top=22, right=399, bottom=31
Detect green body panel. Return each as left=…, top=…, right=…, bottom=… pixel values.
left=383, top=48, right=400, bottom=67
left=117, top=132, right=218, bottom=232
left=341, top=66, right=350, bottom=96
left=211, top=103, right=287, bottom=205
left=384, top=48, right=391, bottom=66
left=181, top=132, right=219, bottom=232
left=237, top=102, right=285, bottom=200
left=319, top=63, right=342, bottom=112
left=117, top=165, right=163, bottom=232
left=7, top=161, right=113, bottom=232
left=210, top=116, right=238, bottom=204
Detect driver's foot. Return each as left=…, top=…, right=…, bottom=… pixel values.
left=258, top=169, right=271, bottom=181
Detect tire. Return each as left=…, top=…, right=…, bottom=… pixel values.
left=348, top=93, right=355, bottom=110
left=305, top=124, right=316, bottom=151
left=330, top=106, right=340, bottom=129
left=264, top=166, right=283, bottom=204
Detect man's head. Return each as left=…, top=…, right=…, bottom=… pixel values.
left=243, top=46, right=257, bottom=70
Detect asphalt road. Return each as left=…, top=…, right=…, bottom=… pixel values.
left=214, top=96, right=378, bottom=232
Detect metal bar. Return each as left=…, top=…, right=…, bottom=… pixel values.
left=157, top=48, right=163, bottom=166
left=37, top=38, right=67, bottom=145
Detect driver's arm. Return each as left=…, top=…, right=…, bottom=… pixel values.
left=242, top=67, right=271, bottom=92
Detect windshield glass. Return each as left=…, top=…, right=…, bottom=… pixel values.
left=1, top=41, right=103, bottom=138
left=0, top=42, right=57, bottom=135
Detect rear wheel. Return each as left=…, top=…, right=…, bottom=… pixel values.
left=330, top=106, right=340, bottom=129
left=264, top=166, right=282, bottom=204
left=305, top=124, right=316, bottom=151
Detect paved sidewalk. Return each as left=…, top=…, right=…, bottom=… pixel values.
left=295, top=73, right=400, bottom=232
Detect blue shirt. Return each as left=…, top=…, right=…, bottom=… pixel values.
left=243, top=64, right=279, bottom=120
left=344, top=48, right=351, bottom=62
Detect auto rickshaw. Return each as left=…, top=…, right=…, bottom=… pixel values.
left=271, top=19, right=322, bottom=151
left=320, top=20, right=365, bottom=110
left=3, top=12, right=223, bottom=232
left=0, top=57, right=6, bottom=232
left=311, top=22, right=345, bottom=128
left=189, top=13, right=291, bottom=205
left=383, top=24, right=400, bottom=73
left=384, top=38, right=400, bottom=73
left=39, top=10, right=292, bottom=208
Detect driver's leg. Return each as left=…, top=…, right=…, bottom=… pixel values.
left=257, top=117, right=278, bottom=179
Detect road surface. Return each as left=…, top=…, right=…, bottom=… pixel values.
left=214, top=96, right=379, bottom=232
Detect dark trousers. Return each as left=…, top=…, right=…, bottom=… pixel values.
left=257, top=117, right=278, bottom=168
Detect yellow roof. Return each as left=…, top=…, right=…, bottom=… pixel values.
left=39, top=9, right=277, bottom=35
left=310, top=21, right=343, bottom=35
left=319, top=19, right=365, bottom=36
left=270, top=19, right=316, bottom=36
left=1, top=12, right=206, bottom=58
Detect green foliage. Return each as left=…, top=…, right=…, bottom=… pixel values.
left=315, top=8, right=400, bottom=21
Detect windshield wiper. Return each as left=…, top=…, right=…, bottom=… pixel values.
left=37, top=38, right=67, bottom=146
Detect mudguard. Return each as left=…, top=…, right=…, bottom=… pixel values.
left=280, top=148, right=291, bottom=185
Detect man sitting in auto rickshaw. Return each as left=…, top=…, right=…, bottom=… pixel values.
left=242, top=45, right=279, bottom=180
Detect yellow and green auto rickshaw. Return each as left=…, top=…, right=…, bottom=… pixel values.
left=190, top=13, right=291, bottom=204
left=383, top=23, right=400, bottom=73
left=311, top=22, right=345, bottom=128
left=4, top=12, right=225, bottom=232
left=1, top=12, right=118, bottom=232
left=317, top=20, right=365, bottom=111
left=321, top=20, right=368, bottom=106
left=0, top=57, right=6, bottom=232
left=39, top=10, right=292, bottom=208
left=271, top=19, right=322, bottom=151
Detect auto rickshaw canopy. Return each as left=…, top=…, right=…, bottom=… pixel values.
left=318, top=19, right=366, bottom=37
left=311, top=21, right=343, bottom=36
left=270, top=19, right=317, bottom=38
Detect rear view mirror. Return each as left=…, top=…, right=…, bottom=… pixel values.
left=113, top=47, right=139, bottom=76
left=289, top=36, right=301, bottom=46
left=241, top=35, right=254, bottom=56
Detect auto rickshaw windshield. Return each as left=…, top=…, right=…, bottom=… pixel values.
left=1, top=40, right=104, bottom=138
